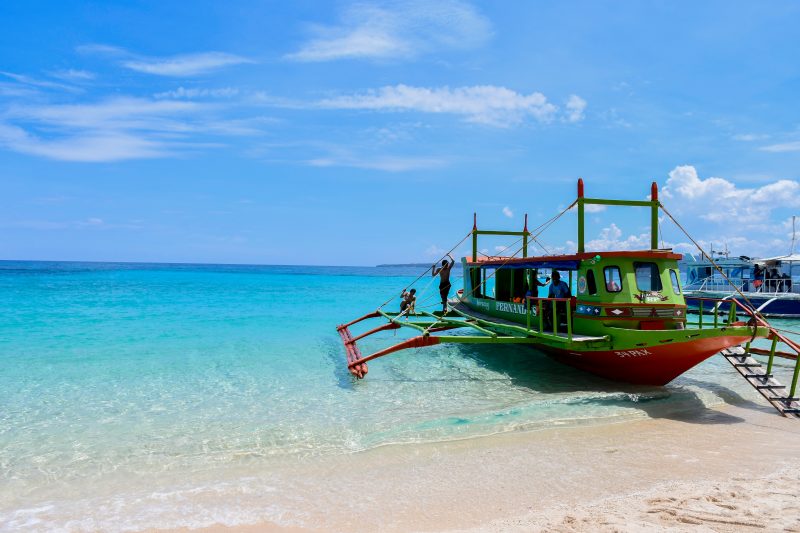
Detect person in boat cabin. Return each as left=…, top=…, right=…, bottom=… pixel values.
left=548, top=271, right=570, bottom=298
left=545, top=271, right=571, bottom=332
left=432, top=254, right=456, bottom=313
left=400, top=288, right=416, bottom=316
left=524, top=271, right=550, bottom=300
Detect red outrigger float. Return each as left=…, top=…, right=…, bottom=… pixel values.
left=338, top=180, right=800, bottom=417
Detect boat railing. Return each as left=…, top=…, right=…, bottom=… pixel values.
left=525, top=296, right=573, bottom=342
left=687, top=274, right=800, bottom=295
left=687, top=297, right=747, bottom=329
left=688, top=296, right=800, bottom=400
left=754, top=275, right=796, bottom=294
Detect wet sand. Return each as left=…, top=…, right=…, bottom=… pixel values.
left=174, top=400, right=800, bottom=532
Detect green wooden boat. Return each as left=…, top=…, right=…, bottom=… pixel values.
left=338, top=180, right=800, bottom=414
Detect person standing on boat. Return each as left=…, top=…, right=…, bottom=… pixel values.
left=433, top=254, right=456, bottom=314
left=546, top=271, right=571, bottom=332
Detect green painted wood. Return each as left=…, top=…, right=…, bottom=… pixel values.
left=578, top=197, right=585, bottom=253
left=474, top=230, right=530, bottom=236
left=582, top=198, right=656, bottom=207
left=767, top=336, right=778, bottom=376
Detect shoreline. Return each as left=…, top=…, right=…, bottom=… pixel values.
left=167, top=401, right=800, bottom=532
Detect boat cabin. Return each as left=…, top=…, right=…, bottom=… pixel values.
left=462, top=250, right=686, bottom=335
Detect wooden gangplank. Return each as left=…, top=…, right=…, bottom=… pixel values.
left=721, top=346, right=800, bottom=418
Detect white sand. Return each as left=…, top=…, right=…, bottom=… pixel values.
left=171, top=402, right=800, bottom=533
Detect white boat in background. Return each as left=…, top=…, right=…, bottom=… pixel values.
left=682, top=218, right=800, bottom=317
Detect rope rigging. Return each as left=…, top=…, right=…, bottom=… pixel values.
left=658, top=202, right=789, bottom=342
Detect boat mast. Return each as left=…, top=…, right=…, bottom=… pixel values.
left=576, top=179, right=659, bottom=253
left=792, top=215, right=797, bottom=255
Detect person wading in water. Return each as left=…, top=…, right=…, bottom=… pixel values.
left=432, top=254, right=456, bottom=314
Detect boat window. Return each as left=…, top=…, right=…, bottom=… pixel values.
left=603, top=266, right=622, bottom=293
left=483, top=268, right=496, bottom=300
left=634, top=262, right=663, bottom=292
left=670, top=269, right=681, bottom=295
left=586, top=269, right=598, bottom=295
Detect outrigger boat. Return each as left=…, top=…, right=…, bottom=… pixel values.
left=682, top=251, right=800, bottom=318
left=337, top=180, right=800, bottom=417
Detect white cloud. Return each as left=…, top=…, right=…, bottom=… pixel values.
left=50, top=69, right=96, bottom=81
left=78, top=44, right=253, bottom=76
left=1, top=71, right=79, bottom=93
left=733, top=133, right=768, bottom=142
left=584, top=223, right=653, bottom=252
left=0, top=122, right=169, bottom=162
left=661, top=165, right=800, bottom=223
left=317, top=84, right=558, bottom=126
left=425, top=244, right=445, bottom=257
left=308, top=154, right=445, bottom=172
left=286, top=0, right=491, bottom=62
left=565, top=94, right=587, bottom=123
left=760, top=140, right=800, bottom=153
left=154, top=86, right=240, bottom=99
left=584, top=203, right=606, bottom=213
left=123, top=52, right=253, bottom=76
left=502, top=206, right=513, bottom=218
left=0, top=97, right=265, bottom=162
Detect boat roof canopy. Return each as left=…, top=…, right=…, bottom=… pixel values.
left=760, top=253, right=800, bottom=263
left=467, top=250, right=682, bottom=269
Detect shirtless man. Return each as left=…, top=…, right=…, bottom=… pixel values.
left=432, top=254, right=456, bottom=314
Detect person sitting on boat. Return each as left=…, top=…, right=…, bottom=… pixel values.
left=432, top=254, right=456, bottom=314
left=399, top=288, right=416, bottom=316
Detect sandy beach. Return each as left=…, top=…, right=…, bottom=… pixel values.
left=183, top=400, right=800, bottom=533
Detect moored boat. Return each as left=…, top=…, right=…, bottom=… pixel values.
left=682, top=252, right=800, bottom=318
left=337, top=180, right=800, bottom=416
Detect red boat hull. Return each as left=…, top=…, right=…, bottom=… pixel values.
left=540, top=335, right=752, bottom=386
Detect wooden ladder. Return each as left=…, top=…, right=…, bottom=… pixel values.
left=721, top=346, right=800, bottom=418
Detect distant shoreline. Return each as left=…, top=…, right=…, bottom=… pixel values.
left=376, top=263, right=463, bottom=268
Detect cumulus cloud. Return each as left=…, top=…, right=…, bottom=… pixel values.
left=584, top=223, right=653, bottom=252
left=661, top=165, right=800, bottom=223
left=565, top=95, right=587, bottom=123
left=584, top=203, right=606, bottom=213
left=316, top=84, right=559, bottom=126
left=286, top=0, right=491, bottom=61
left=502, top=206, right=513, bottom=218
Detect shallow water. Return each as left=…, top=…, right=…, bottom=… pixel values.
left=1, top=261, right=798, bottom=530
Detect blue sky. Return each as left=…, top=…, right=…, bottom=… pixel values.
left=1, top=1, right=800, bottom=265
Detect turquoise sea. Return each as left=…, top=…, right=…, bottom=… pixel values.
left=1, top=261, right=798, bottom=531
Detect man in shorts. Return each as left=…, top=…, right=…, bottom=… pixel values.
left=432, top=254, right=455, bottom=314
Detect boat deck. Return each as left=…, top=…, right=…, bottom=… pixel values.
left=450, top=301, right=607, bottom=342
